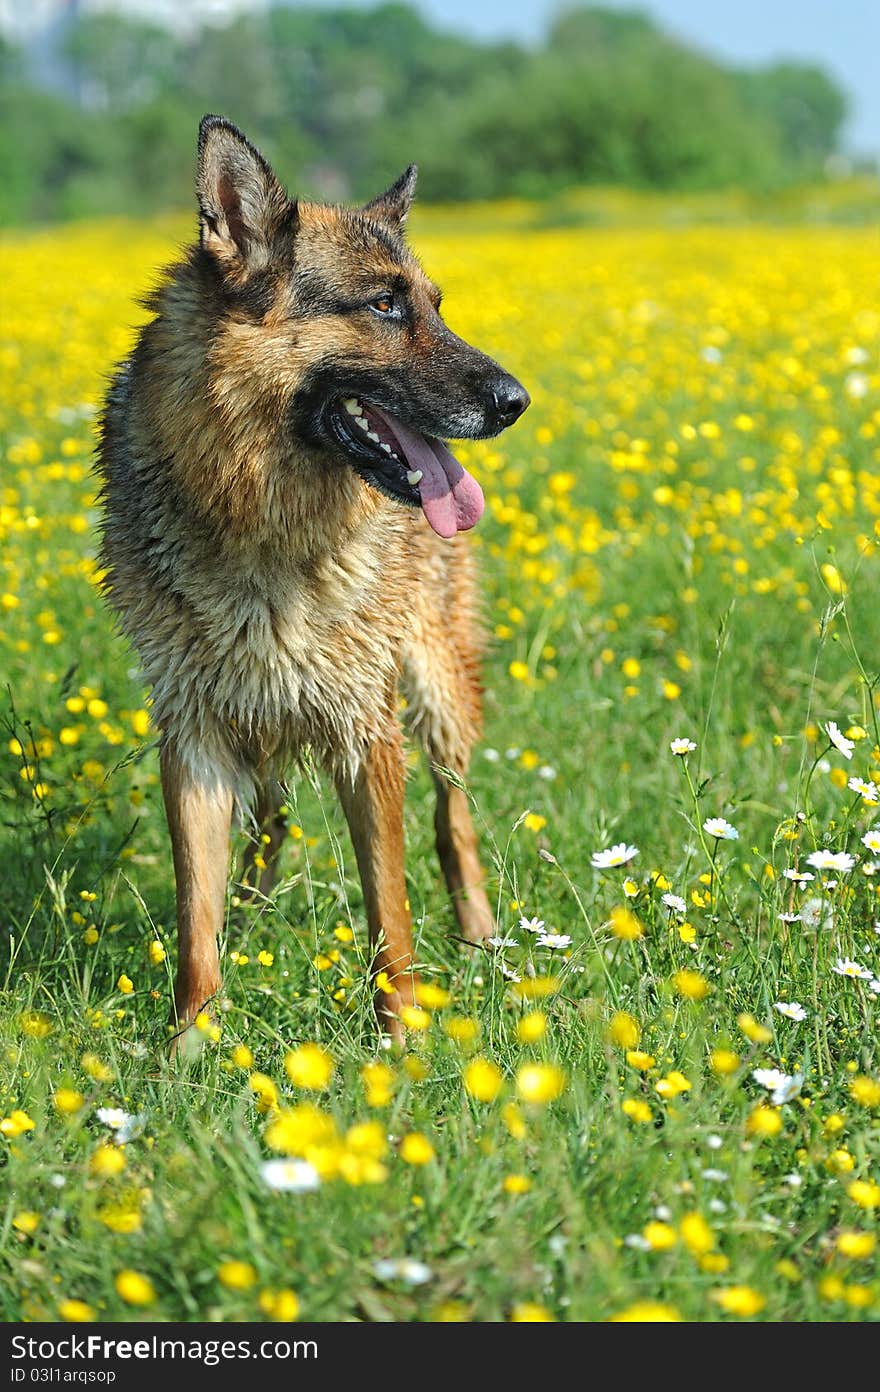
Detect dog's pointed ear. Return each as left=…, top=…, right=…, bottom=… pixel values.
left=197, top=115, right=293, bottom=272
left=362, top=164, right=418, bottom=231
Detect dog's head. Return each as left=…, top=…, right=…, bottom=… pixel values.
left=195, top=115, right=529, bottom=539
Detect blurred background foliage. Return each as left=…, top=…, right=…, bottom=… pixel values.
left=0, top=3, right=854, bottom=224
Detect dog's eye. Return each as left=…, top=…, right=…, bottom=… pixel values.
left=370, top=293, right=396, bottom=316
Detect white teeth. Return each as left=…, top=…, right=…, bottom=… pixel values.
left=355, top=416, right=369, bottom=430
left=367, top=431, right=380, bottom=443
left=406, top=469, right=423, bottom=486
left=343, top=398, right=361, bottom=415
left=380, top=442, right=392, bottom=453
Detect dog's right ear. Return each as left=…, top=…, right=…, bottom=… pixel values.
left=197, top=115, right=293, bottom=274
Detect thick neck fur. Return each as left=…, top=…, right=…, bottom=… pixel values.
left=133, top=251, right=385, bottom=569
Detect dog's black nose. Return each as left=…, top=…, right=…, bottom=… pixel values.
left=491, top=376, right=530, bottom=428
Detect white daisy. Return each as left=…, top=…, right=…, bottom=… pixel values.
left=518, top=916, right=545, bottom=934
left=832, top=957, right=872, bottom=980
left=591, top=842, right=639, bottom=869
left=670, top=738, right=697, bottom=756
left=662, top=892, right=687, bottom=916
left=805, top=849, right=856, bottom=873
left=783, top=869, right=814, bottom=884
left=95, top=1108, right=145, bottom=1143
left=826, top=721, right=854, bottom=760
left=703, top=817, right=739, bottom=841
left=483, top=747, right=501, bottom=763
left=701, top=1168, right=729, bottom=1182
left=261, top=1159, right=321, bottom=1192
left=498, top=962, right=522, bottom=983
left=849, top=777, right=879, bottom=802
left=752, top=1068, right=804, bottom=1104
left=862, top=829, right=880, bottom=854
left=778, top=912, right=801, bottom=923
left=774, top=1001, right=807, bottom=1022
left=487, top=934, right=519, bottom=950
left=624, top=1234, right=652, bottom=1251
left=535, top=933, right=572, bottom=950
left=868, top=978, right=880, bottom=996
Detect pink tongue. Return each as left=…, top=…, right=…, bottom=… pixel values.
left=372, top=407, right=485, bottom=540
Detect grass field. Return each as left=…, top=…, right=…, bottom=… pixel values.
left=2, top=200, right=880, bottom=1323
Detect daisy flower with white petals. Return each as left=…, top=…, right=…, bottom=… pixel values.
left=670, top=738, right=697, bottom=756
left=774, top=1001, right=807, bottom=1022
left=805, top=849, right=856, bottom=873
left=591, top=843, right=639, bottom=869
left=826, top=721, right=854, bottom=760
left=703, top=817, right=739, bottom=841
left=832, top=957, right=872, bottom=980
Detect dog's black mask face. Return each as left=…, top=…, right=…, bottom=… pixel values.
left=197, top=115, right=529, bottom=537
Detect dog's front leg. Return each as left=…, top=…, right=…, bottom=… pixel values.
left=336, top=731, right=415, bottom=1043
left=160, top=741, right=233, bottom=1042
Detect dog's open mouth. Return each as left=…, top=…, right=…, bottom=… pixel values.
left=326, top=396, right=485, bottom=539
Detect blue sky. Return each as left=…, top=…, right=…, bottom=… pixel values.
left=414, top=0, right=880, bottom=156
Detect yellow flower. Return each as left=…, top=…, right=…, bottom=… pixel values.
left=711, top=1286, right=765, bottom=1317
left=463, top=1058, right=504, bottom=1102
left=58, top=1299, right=96, bottom=1323
left=501, top=1102, right=527, bottom=1139
left=826, top=1148, right=855, bottom=1174
left=523, top=813, right=547, bottom=833
left=98, top=1204, right=142, bottom=1234
left=513, top=976, right=560, bottom=1000
left=257, top=950, right=274, bottom=967
left=131, top=709, right=150, bottom=736
left=655, top=1070, right=691, bottom=1099
left=361, top=1060, right=395, bottom=1107
left=83, top=927, right=99, bottom=945
left=284, top=1043, right=334, bottom=1090
left=515, top=1063, right=565, bottom=1104
left=625, top=1050, right=655, bottom=1070
left=81, top=1053, right=112, bottom=1083
left=610, top=1301, right=681, bottom=1322
left=509, top=1302, right=555, bottom=1321
left=643, top=1221, right=677, bottom=1251
left=259, top=1288, right=300, bottom=1321
left=608, top=1010, right=640, bottom=1048
left=115, top=1270, right=156, bottom=1306
left=265, top=1104, right=337, bottom=1156
left=1, top=1109, right=36, bottom=1137
left=516, top=1010, right=547, bottom=1043
left=680, top=1211, right=714, bottom=1256
left=671, top=968, right=709, bottom=1001
left=444, top=1016, right=479, bottom=1043
left=53, top=1088, right=85, bottom=1115
left=836, top=1231, right=876, bottom=1259
left=849, top=1075, right=880, bottom=1107
left=231, top=1043, right=254, bottom=1070
left=609, top=905, right=643, bottom=940
left=399, top=1133, right=435, bottom=1165
left=117, top=974, right=134, bottom=995
left=737, top=1013, right=772, bottom=1044
left=746, top=1106, right=783, bottom=1138
left=90, top=1145, right=126, bottom=1177
left=12, top=1211, right=41, bottom=1235
left=248, top=1072, right=279, bottom=1113
left=414, top=981, right=451, bottom=1009
left=345, top=1120, right=387, bottom=1160
left=399, top=1005, right=431, bottom=1032
left=218, top=1260, right=257, bottom=1291
left=847, top=1179, right=880, bottom=1209
left=148, top=940, right=166, bottom=965
left=710, top=1048, right=740, bottom=1075
left=503, top=1173, right=532, bottom=1194
left=20, top=1010, right=53, bottom=1039
left=621, top=1098, right=653, bottom=1124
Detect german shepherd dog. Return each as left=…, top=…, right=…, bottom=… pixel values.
left=97, top=115, right=529, bottom=1046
